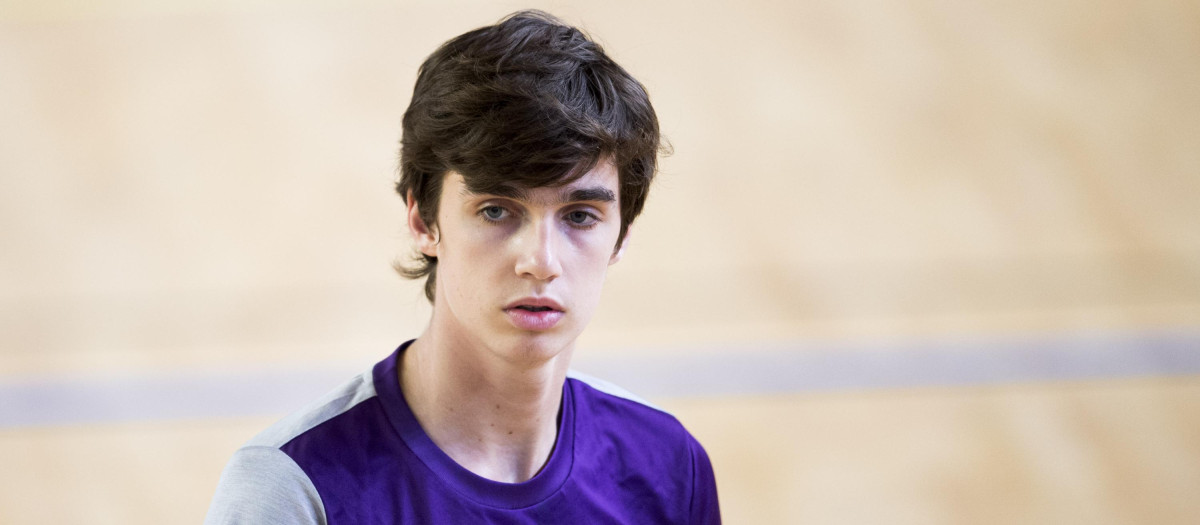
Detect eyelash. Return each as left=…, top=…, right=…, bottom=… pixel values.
left=477, top=205, right=601, bottom=230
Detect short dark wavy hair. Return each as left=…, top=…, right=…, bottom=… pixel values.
left=395, top=10, right=665, bottom=302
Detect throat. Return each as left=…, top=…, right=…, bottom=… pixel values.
left=399, top=335, right=568, bottom=483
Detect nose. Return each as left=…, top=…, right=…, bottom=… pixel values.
left=513, top=216, right=563, bottom=281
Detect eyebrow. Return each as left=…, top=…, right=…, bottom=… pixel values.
left=565, top=187, right=616, bottom=203
left=467, top=185, right=616, bottom=204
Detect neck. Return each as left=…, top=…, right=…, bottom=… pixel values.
left=399, top=319, right=571, bottom=483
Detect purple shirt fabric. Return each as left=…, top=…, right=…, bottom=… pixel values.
left=206, top=341, right=720, bottom=524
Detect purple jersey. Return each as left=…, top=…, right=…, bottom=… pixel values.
left=205, top=341, right=721, bottom=524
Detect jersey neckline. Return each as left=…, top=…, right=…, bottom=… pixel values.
left=372, top=340, right=576, bottom=509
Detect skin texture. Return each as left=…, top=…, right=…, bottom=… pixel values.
left=401, top=161, right=628, bottom=483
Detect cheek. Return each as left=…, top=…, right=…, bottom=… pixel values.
left=440, top=257, right=493, bottom=323
left=435, top=226, right=493, bottom=304
left=441, top=214, right=506, bottom=263
left=577, top=224, right=621, bottom=260
left=567, top=231, right=619, bottom=279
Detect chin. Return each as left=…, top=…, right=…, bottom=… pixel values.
left=491, top=329, right=577, bottom=365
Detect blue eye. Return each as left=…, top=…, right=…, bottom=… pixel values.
left=481, top=206, right=506, bottom=221
left=566, top=210, right=598, bottom=228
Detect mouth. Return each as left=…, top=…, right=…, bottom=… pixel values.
left=504, top=297, right=565, bottom=312
left=504, top=297, right=565, bottom=331
left=512, top=305, right=555, bottom=312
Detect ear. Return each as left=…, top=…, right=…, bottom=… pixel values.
left=406, top=189, right=439, bottom=257
left=609, top=226, right=632, bottom=265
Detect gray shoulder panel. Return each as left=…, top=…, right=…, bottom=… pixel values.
left=204, top=446, right=326, bottom=525
left=247, top=368, right=377, bottom=448
left=206, top=367, right=378, bottom=524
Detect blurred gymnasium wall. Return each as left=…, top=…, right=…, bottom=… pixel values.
left=2, top=1, right=1198, bottom=523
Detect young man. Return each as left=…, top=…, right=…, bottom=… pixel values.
left=206, top=10, right=720, bottom=524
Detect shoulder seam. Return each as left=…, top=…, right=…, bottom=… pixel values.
left=247, top=369, right=378, bottom=449
left=566, top=369, right=668, bottom=414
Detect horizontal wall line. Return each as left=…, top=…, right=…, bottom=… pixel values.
left=574, top=329, right=1200, bottom=399
left=1, top=329, right=1198, bottom=428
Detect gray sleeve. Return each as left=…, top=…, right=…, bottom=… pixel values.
left=204, top=446, right=326, bottom=525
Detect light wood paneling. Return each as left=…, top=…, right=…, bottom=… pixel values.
left=2, top=1, right=1198, bottom=523
left=663, top=377, right=1200, bottom=524
left=2, top=0, right=1197, bottom=376
left=2, top=378, right=1198, bottom=524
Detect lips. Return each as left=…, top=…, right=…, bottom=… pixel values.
left=513, top=305, right=554, bottom=312
left=504, top=297, right=564, bottom=311
left=504, top=297, right=565, bottom=331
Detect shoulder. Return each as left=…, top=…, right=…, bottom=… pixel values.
left=565, top=371, right=691, bottom=472
left=205, top=369, right=379, bottom=525
left=246, top=368, right=378, bottom=449
left=567, top=369, right=682, bottom=442
left=566, top=369, right=713, bottom=464
left=566, top=371, right=722, bottom=523
left=204, top=446, right=325, bottom=525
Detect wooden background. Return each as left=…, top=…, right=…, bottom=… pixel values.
left=1, top=0, right=1198, bottom=522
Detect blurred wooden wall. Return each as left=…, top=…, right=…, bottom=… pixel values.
left=1, top=0, right=1197, bottom=523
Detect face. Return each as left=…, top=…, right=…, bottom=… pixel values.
left=408, top=161, right=628, bottom=364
